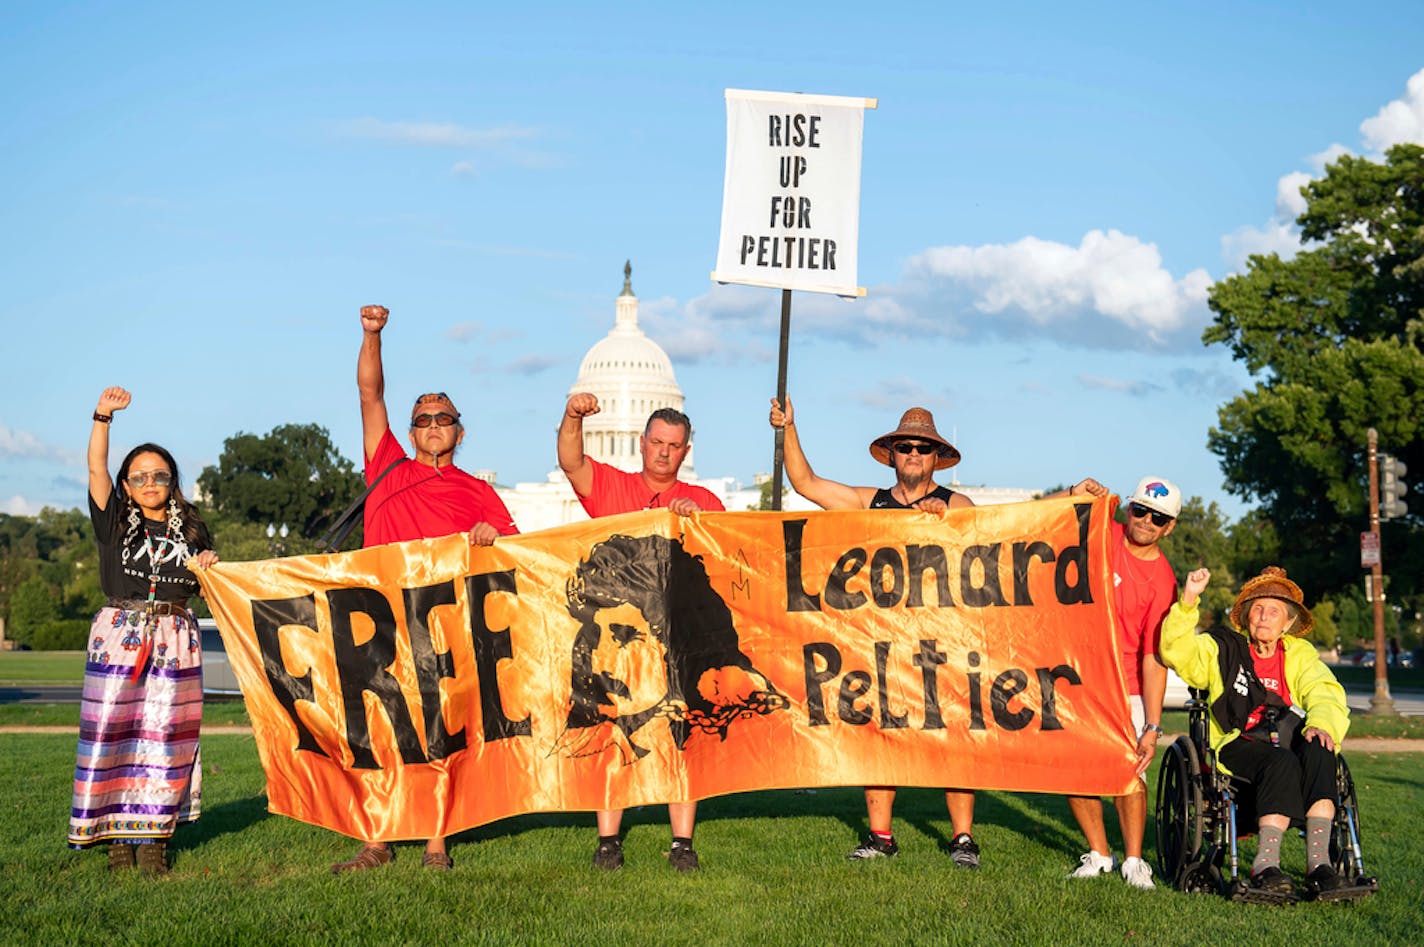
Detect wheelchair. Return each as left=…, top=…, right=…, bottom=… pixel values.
left=1154, top=689, right=1379, bottom=903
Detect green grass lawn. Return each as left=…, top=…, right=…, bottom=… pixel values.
left=0, top=650, right=86, bottom=683
left=1, top=733, right=1419, bottom=945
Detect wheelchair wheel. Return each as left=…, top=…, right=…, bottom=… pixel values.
left=1330, top=755, right=1377, bottom=889
left=1155, top=735, right=1205, bottom=888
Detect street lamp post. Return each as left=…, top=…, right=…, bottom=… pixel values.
left=1366, top=429, right=1396, bottom=715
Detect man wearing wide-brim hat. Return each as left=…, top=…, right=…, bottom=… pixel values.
left=1160, top=566, right=1354, bottom=901
left=769, top=397, right=982, bottom=866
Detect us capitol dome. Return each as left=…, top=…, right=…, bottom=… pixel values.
left=492, top=262, right=749, bottom=531
left=566, top=261, right=696, bottom=477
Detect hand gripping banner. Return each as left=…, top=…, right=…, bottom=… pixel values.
left=196, top=496, right=1137, bottom=841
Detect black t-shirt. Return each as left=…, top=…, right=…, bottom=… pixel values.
left=89, top=489, right=207, bottom=601
left=870, top=485, right=958, bottom=509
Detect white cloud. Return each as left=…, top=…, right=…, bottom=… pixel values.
left=338, top=118, right=537, bottom=148
left=1220, top=70, right=1424, bottom=274
left=2, top=495, right=44, bottom=516
left=640, top=231, right=1214, bottom=359
left=450, top=161, right=477, bottom=176
left=0, top=426, right=80, bottom=463
left=1275, top=171, right=1312, bottom=219
left=1360, top=68, right=1424, bottom=151
left=904, top=230, right=1213, bottom=346
left=1221, top=219, right=1302, bottom=270
left=506, top=354, right=563, bottom=375
left=1077, top=374, right=1162, bottom=397
left=854, top=377, right=949, bottom=411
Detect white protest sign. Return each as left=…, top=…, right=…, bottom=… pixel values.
left=712, top=88, right=875, bottom=297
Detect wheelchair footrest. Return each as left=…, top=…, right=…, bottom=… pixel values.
left=1228, top=879, right=1299, bottom=906
left=1311, top=876, right=1379, bottom=902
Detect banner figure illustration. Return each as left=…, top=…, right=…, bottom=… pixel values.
left=197, top=496, right=1137, bottom=841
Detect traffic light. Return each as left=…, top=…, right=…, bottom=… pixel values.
left=1380, top=454, right=1408, bottom=520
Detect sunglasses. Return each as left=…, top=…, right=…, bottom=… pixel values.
left=411, top=412, right=459, bottom=429
left=1129, top=503, right=1173, bottom=527
left=893, top=441, right=939, bottom=456
left=126, top=471, right=173, bottom=488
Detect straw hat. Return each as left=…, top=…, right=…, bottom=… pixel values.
left=1229, top=566, right=1313, bottom=637
left=868, top=407, right=960, bottom=470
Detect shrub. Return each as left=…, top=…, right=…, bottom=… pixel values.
left=31, top=618, right=91, bottom=651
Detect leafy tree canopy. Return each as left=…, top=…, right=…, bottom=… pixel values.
left=196, top=423, right=363, bottom=544
left=1203, top=143, right=1424, bottom=602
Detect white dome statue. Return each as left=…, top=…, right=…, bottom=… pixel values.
left=568, top=261, right=694, bottom=475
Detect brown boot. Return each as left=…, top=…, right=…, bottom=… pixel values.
left=107, top=843, right=136, bottom=871
left=136, top=842, right=169, bottom=875
left=331, top=844, right=393, bottom=874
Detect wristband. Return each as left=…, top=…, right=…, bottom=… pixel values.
left=1141, top=723, right=1164, bottom=737
left=93, top=412, right=113, bottom=424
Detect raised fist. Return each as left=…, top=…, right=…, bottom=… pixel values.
left=566, top=393, right=600, bottom=418
left=360, top=305, right=389, bottom=333
left=97, top=386, right=131, bottom=415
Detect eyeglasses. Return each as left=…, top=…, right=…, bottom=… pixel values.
left=893, top=441, right=939, bottom=456
left=126, top=471, right=173, bottom=488
left=1129, top=503, right=1173, bottom=527
left=411, top=412, right=459, bottom=429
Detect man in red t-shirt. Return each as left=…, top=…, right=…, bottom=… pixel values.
left=558, top=391, right=722, bottom=872
left=331, top=304, right=519, bottom=875
left=1064, top=475, right=1180, bottom=890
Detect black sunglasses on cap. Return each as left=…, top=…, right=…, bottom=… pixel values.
left=1129, top=503, right=1173, bottom=527
left=411, top=412, right=460, bottom=429
left=893, top=441, right=940, bottom=456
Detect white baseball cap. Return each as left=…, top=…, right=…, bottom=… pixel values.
left=1128, top=476, right=1182, bottom=519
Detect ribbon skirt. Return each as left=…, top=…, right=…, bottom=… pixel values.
left=68, top=606, right=204, bottom=847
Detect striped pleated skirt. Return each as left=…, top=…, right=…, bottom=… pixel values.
left=68, top=605, right=204, bottom=847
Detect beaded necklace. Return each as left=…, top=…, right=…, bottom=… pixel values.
left=129, top=521, right=174, bottom=682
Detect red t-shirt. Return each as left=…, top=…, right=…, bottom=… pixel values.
left=362, top=429, right=518, bottom=547
left=577, top=458, right=724, bottom=517
left=1244, top=648, right=1292, bottom=732
left=1109, top=520, right=1177, bottom=695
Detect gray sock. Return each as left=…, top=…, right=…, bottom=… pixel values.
left=1252, top=825, right=1285, bottom=875
left=1305, top=816, right=1332, bottom=872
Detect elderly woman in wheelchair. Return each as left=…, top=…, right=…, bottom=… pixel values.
left=1157, top=566, right=1374, bottom=903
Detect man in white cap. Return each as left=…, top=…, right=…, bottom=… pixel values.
left=768, top=397, right=984, bottom=867
left=1064, top=475, right=1181, bottom=889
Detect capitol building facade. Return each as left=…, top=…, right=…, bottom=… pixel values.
left=489, top=264, right=1034, bottom=532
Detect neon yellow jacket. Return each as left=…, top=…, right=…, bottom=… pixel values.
left=1159, top=600, right=1350, bottom=773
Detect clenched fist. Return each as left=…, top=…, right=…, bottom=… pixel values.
left=360, top=305, right=389, bottom=333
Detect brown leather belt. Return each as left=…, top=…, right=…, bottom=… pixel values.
left=107, top=599, right=191, bottom=617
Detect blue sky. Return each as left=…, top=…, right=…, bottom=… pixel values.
left=4, top=2, right=1424, bottom=524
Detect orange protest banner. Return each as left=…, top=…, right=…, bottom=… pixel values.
left=196, top=496, right=1136, bottom=841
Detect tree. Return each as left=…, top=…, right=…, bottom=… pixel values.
left=197, top=423, right=364, bottom=545
left=1158, top=497, right=1236, bottom=625
left=1203, top=143, right=1424, bottom=601
left=8, top=575, right=58, bottom=648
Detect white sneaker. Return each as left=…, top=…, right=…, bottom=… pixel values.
left=1069, top=850, right=1117, bottom=878
left=1121, top=856, right=1155, bottom=889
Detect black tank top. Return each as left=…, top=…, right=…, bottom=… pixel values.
left=869, top=485, right=958, bottom=509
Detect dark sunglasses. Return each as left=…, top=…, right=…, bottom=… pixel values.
left=1129, top=503, right=1173, bottom=527
left=411, top=412, right=459, bottom=429
left=893, top=441, right=939, bottom=456
left=126, top=471, right=173, bottom=488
